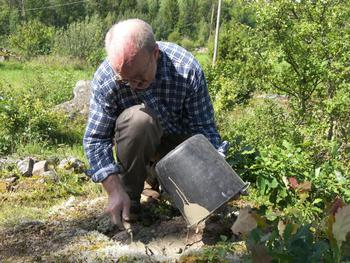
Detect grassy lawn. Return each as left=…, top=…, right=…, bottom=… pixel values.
left=0, top=57, right=93, bottom=94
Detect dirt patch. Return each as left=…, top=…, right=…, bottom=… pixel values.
left=0, top=196, right=245, bottom=262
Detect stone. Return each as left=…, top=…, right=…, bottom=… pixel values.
left=3, top=176, right=18, bottom=184
left=17, top=158, right=35, bottom=177
left=55, top=80, right=91, bottom=118
left=40, top=170, right=59, bottom=183
left=58, top=157, right=85, bottom=173
left=0, top=157, right=17, bottom=170
left=32, top=160, right=49, bottom=176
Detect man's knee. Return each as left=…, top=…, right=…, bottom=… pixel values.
left=116, top=104, right=163, bottom=142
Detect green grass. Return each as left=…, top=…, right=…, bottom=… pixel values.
left=0, top=56, right=93, bottom=157
left=0, top=61, right=25, bottom=87
left=0, top=57, right=93, bottom=92
left=0, top=171, right=103, bottom=229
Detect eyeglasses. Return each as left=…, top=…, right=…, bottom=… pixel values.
left=114, top=52, right=154, bottom=88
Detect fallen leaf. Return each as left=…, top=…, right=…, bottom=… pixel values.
left=333, top=205, right=350, bottom=247
left=288, top=177, right=299, bottom=189
left=297, top=181, right=312, bottom=193
left=231, top=206, right=257, bottom=236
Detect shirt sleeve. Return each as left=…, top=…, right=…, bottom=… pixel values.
left=184, top=67, right=222, bottom=149
left=83, top=78, right=123, bottom=183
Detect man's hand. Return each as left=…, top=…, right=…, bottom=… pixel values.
left=102, top=174, right=131, bottom=228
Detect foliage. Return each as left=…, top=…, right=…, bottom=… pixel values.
left=205, top=60, right=258, bottom=112
left=248, top=224, right=332, bottom=262
left=218, top=100, right=296, bottom=151
left=250, top=141, right=313, bottom=206
left=0, top=88, right=80, bottom=155
left=0, top=60, right=90, bottom=156
left=312, top=160, right=350, bottom=204
left=53, top=15, right=105, bottom=65
left=243, top=201, right=350, bottom=262
left=256, top=0, right=350, bottom=136
left=180, top=38, right=195, bottom=52
left=8, top=20, right=54, bottom=58
left=154, top=0, right=179, bottom=40
left=167, top=31, right=181, bottom=45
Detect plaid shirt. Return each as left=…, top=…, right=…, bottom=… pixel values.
left=83, top=42, right=223, bottom=182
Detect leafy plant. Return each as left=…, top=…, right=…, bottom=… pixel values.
left=8, top=19, right=54, bottom=58
left=53, top=15, right=104, bottom=65
left=243, top=202, right=350, bottom=262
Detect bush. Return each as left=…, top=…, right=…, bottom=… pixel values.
left=181, top=38, right=195, bottom=51
left=167, top=31, right=181, bottom=45
left=0, top=83, right=82, bottom=155
left=205, top=61, right=258, bottom=111
left=53, top=15, right=105, bottom=65
left=219, top=99, right=297, bottom=148
left=8, top=19, right=54, bottom=58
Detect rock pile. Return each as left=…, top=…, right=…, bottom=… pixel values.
left=0, top=156, right=86, bottom=192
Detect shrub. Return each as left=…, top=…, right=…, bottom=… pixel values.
left=167, top=31, right=181, bottom=45
left=0, top=83, right=82, bottom=155
left=8, top=19, right=54, bottom=58
left=181, top=38, right=195, bottom=51
left=219, top=99, right=297, bottom=149
left=205, top=61, right=258, bottom=111
left=53, top=15, right=105, bottom=64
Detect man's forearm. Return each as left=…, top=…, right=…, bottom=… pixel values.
left=102, top=174, right=124, bottom=195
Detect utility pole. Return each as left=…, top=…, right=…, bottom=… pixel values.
left=212, top=0, right=222, bottom=67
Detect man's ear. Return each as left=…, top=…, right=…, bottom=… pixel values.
left=154, top=44, right=160, bottom=60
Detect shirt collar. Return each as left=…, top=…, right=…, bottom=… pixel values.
left=155, top=49, right=171, bottom=82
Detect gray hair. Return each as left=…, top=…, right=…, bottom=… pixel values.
left=105, top=19, right=156, bottom=63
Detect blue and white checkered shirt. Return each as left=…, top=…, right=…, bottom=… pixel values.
left=83, top=42, right=223, bottom=182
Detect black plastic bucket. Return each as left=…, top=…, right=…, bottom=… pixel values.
left=155, top=134, right=249, bottom=226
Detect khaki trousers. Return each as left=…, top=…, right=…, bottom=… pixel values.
left=114, top=104, right=189, bottom=202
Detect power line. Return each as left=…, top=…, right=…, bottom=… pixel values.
left=24, top=0, right=88, bottom=12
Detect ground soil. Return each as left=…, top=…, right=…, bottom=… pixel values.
left=0, top=195, right=245, bottom=262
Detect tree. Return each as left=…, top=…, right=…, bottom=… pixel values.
left=256, top=0, right=350, bottom=141
left=0, top=0, right=20, bottom=36
left=147, top=0, right=159, bottom=23
left=154, top=0, right=179, bottom=40
left=177, top=0, right=198, bottom=37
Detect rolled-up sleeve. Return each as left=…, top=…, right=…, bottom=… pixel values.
left=83, top=78, right=123, bottom=182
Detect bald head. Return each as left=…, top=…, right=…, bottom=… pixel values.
left=105, top=19, right=156, bottom=71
